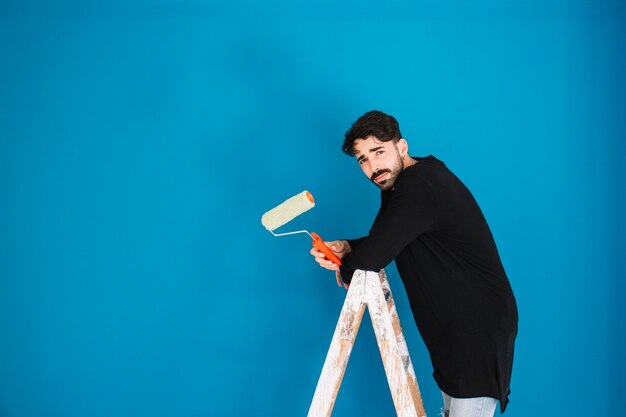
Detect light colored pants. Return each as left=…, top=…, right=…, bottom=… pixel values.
left=441, top=391, right=498, bottom=417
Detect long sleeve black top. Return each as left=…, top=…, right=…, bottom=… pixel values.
left=339, top=156, right=518, bottom=412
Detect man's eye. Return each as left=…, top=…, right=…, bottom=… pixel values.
left=358, top=159, right=366, bottom=165
left=376, top=150, right=384, bottom=155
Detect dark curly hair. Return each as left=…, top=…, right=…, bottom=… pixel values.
left=342, top=110, right=402, bottom=156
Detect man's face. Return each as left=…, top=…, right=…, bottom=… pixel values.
left=353, top=136, right=408, bottom=190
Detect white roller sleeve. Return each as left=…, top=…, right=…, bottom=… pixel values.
left=262, top=191, right=315, bottom=231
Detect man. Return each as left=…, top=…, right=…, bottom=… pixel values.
left=310, top=110, right=518, bottom=417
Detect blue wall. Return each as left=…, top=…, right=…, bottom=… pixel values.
left=1, top=1, right=624, bottom=416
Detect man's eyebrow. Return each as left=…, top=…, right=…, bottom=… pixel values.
left=356, top=146, right=385, bottom=159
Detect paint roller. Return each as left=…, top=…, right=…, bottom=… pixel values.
left=261, top=190, right=342, bottom=267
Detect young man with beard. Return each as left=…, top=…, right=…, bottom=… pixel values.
left=310, top=110, right=518, bottom=417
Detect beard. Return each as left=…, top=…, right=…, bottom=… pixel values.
left=370, top=152, right=404, bottom=190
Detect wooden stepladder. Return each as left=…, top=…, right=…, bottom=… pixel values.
left=308, top=269, right=427, bottom=417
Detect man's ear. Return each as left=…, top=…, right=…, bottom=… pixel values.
left=398, top=138, right=409, bottom=156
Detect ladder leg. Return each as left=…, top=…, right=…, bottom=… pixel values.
left=308, top=273, right=368, bottom=417
left=367, top=270, right=427, bottom=417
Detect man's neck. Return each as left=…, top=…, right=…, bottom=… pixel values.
left=402, top=156, right=418, bottom=170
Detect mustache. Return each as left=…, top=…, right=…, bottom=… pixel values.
left=371, top=169, right=391, bottom=182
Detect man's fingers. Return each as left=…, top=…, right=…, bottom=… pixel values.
left=310, top=247, right=328, bottom=258
left=318, top=259, right=339, bottom=270
left=310, top=244, right=342, bottom=272
left=311, top=249, right=338, bottom=270
left=311, top=247, right=335, bottom=260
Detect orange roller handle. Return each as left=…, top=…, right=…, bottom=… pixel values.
left=311, top=232, right=342, bottom=266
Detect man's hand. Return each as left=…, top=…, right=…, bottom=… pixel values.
left=310, top=240, right=352, bottom=289
left=310, top=240, right=351, bottom=270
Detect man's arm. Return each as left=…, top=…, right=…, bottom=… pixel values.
left=339, top=174, right=437, bottom=284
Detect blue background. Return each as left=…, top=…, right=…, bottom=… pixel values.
left=1, top=1, right=625, bottom=416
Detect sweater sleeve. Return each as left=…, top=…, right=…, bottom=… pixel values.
left=339, top=173, right=437, bottom=284
left=345, top=237, right=365, bottom=251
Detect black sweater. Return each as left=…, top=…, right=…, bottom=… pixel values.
left=340, top=156, right=518, bottom=412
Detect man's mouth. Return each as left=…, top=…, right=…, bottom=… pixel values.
left=372, top=170, right=391, bottom=183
